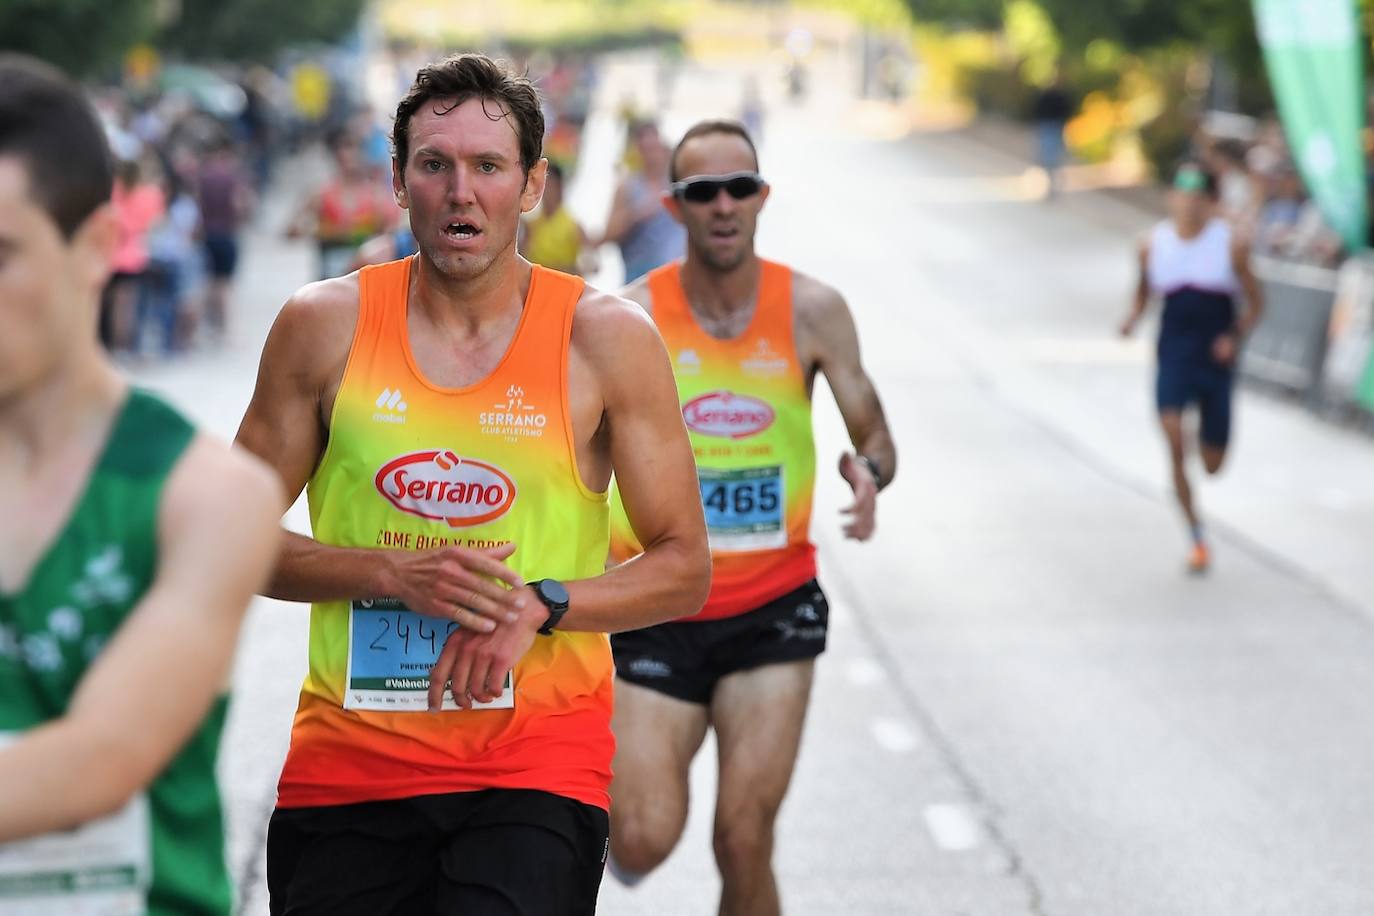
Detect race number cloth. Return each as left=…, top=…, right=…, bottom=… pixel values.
left=345, top=599, right=513, bottom=711
left=278, top=259, right=613, bottom=811
left=0, top=733, right=150, bottom=915
left=611, top=259, right=817, bottom=621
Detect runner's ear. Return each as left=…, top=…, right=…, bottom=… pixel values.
left=521, top=159, right=548, bottom=215
left=662, top=191, right=684, bottom=225
left=71, top=201, right=118, bottom=293
left=392, top=159, right=407, bottom=207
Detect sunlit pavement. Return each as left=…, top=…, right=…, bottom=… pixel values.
left=132, top=49, right=1374, bottom=916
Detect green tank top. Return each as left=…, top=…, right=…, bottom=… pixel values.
left=0, top=390, right=232, bottom=916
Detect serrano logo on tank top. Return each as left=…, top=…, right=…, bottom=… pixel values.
left=375, top=449, right=517, bottom=527
left=682, top=390, right=776, bottom=439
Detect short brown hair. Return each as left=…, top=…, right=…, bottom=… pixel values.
left=393, top=53, right=544, bottom=178
left=0, top=53, right=113, bottom=238
left=669, top=119, right=759, bottom=182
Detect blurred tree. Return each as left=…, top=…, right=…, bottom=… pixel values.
left=157, top=0, right=368, bottom=62
left=903, top=0, right=1003, bottom=29
left=1035, top=0, right=1263, bottom=84
left=901, top=0, right=1265, bottom=84
left=0, top=0, right=158, bottom=78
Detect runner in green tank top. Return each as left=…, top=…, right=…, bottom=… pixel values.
left=0, top=54, right=281, bottom=915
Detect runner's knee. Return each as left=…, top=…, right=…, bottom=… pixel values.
left=610, top=814, right=679, bottom=875
left=712, top=808, right=776, bottom=873
left=1201, top=446, right=1226, bottom=474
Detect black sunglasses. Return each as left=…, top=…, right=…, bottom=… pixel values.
left=671, top=171, right=766, bottom=204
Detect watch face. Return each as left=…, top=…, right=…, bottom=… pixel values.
left=539, top=579, right=570, bottom=606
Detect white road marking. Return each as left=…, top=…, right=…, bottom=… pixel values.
left=845, top=657, right=886, bottom=686
left=870, top=717, right=919, bottom=753
left=923, top=803, right=984, bottom=852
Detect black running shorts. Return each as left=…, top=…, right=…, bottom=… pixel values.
left=612, top=579, right=829, bottom=705
left=267, top=788, right=609, bottom=916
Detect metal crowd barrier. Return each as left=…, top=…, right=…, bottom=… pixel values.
left=1239, top=255, right=1339, bottom=401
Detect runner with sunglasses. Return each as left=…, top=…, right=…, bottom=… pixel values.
left=605, top=119, right=897, bottom=915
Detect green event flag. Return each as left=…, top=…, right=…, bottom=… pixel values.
left=1253, top=0, right=1367, bottom=251
left=1360, top=349, right=1374, bottom=409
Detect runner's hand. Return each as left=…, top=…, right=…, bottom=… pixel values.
left=1212, top=333, right=1237, bottom=365
left=426, top=591, right=542, bottom=711
left=384, top=543, right=527, bottom=633
left=1119, top=315, right=1138, bottom=337
left=838, top=452, right=878, bottom=542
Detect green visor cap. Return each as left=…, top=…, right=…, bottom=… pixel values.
left=1174, top=167, right=1208, bottom=193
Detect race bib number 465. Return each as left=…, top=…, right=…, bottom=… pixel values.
left=344, top=599, right=514, bottom=712
left=699, top=465, right=786, bottom=552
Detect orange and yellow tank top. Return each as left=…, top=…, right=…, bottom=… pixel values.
left=611, top=259, right=816, bottom=621
left=277, top=258, right=613, bottom=811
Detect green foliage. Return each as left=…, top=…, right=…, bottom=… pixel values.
left=0, top=0, right=368, bottom=76
left=904, top=0, right=1003, bottom=29
left=157, top=0, right=368, bottom=62
left=964, top=62, right=1034, bottom=118
left=903, top=0, right=1267, bottom=86
left=0, top=0, right=157, bottom=78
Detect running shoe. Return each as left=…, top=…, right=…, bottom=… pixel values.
left=1186, top=542, right=1211, bottom=575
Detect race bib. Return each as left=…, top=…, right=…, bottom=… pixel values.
left=0, top=735, right=150, bottom=915
left=699, top=465, right=786, bottom=552
left=344, top=599, right=514, bottom=712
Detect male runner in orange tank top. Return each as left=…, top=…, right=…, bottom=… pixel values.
left=607, top=120, right=897, bottom=915
left=234, top=55, right=709, bottom=915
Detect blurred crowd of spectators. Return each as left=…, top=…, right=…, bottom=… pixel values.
left=1195, top=122, right=1346, bottom=267
left=97, top=62, right=360, bottom=359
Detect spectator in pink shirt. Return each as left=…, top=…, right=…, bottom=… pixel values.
left=100, top=157, right=164, bottom=351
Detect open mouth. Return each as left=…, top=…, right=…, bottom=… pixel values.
left=709, top=225, right=738, bottom=240
left=445, top=221, right=481, bottom=240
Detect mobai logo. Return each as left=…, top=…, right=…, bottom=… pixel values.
left=682, top=391, right=775, bottom=439
left=375, top=450, right=516, bottom=527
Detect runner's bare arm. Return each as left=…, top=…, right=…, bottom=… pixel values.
left=234, top=280, right=526, bottom=631
left=1231, top=235, right=1264, bottom=336
left=794, top=275, right=895, bottom=541
left=1122, top=238, right=1151, bottom=335
left=561, top=296, right=711, bottom=630
left=0, top=439, right=280, bottom=841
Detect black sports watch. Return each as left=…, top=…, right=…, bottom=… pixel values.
left=855, top=454, right=883, bottom=489
left=529, top=579, right=570, bottom=635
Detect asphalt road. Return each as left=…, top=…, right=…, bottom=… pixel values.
left=131, top=48, right=1374, bottom=916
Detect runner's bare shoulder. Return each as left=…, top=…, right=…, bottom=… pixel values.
left=264, top=273, right=362, bottom=390
left=570, top=283, right=671, bottom=390
left=789, top=268, right=854, bottom=354
left=789, top=269, right=848, bottom=323
left=166, top=435, right=282, bottom=530
left=159, top=434, right=282, bottom=586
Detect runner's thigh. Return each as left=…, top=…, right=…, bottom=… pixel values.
left=610, top=680, right=710, bottom=835
left=711, top=660, right=816, bottom=819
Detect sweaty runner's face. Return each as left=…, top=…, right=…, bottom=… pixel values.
left=669, top=132, right=767, bottom=273
left=397, top=96, right=544, bottom=282
left=0, top=158, right=112, bottom=398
